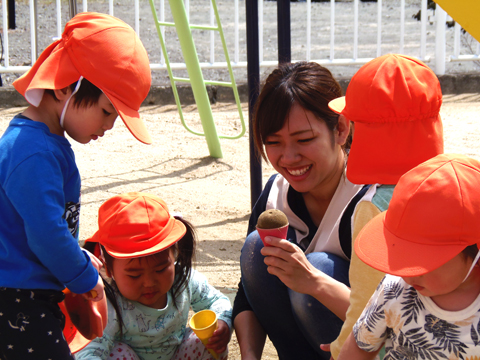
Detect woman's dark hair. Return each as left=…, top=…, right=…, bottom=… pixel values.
left=83, top=216, right=196, bottom=337
left=253, top=61, right=348, bottom=162
left=45, top=77, right=103, bottom=108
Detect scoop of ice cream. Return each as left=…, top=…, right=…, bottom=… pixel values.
left=257, top=209, right=289, bottom=229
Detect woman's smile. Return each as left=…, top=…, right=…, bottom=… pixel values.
left=286, top=165, right=312, bottom=177
left=265, top=103, right=346, bottom=197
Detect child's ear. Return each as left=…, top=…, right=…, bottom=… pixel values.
left=99, top=254, right=113, bottom=278
left=336, top=114, right=351, bottom=147
left=53, top=86, right=72, bottom=101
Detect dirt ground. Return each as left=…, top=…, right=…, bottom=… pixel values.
left=1, top=94, right=480, bottom=358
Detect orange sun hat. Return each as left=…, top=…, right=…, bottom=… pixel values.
left=13, top=12, right=152, bottom=144
left=88, top=192, right=186, bottom=258
left=328, top=54, right=444, bottom=185
left=354, top=154, right=480, bottom=277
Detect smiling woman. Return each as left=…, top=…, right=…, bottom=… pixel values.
left=232, top=61, right=364, bottom=360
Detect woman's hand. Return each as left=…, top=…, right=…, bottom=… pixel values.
left=261, top=235, right=351, bottom=320
left=206, top=319, right=231, bottom=354
left=261, top=236, right=322, bottom=295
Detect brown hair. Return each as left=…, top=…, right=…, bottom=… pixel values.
left=253, top=61, right=347, bottom=161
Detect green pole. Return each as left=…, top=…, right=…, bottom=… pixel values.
left=167, top=0, right=223, bottom=158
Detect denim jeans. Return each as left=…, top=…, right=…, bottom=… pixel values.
left=240, top=231, right=350, bottom=360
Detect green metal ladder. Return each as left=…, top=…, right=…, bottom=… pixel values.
left=149, top=0, right=246, bottom=158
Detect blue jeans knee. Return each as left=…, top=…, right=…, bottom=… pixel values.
left=240, top=231, right=350, bottom=359
left=289, top=252, right=350, bottom=349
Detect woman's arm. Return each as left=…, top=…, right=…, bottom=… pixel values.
left=233, top=310, right=267, bottom=360
left=262, top=236, right=350, bottom=320
left=337, top=333, right=379, bottom=360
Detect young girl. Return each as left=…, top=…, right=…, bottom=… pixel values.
left=338, top=154, right=480, bottom=359
left=75, top=192, right=232, bottom=360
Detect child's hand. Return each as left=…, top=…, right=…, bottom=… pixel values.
left=81, top=275, right=104, bottom=302
left=82, top=248, right=103, bottom=271
left=206, top=319, right=231, bottom=354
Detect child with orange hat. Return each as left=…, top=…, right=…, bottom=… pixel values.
left=325, top=53, right=444, bottom=358
left=337, top=154, right=480, bottom=359
left=75, top=192, right=232, bottom=360
left=0, top=12, right=152, bottom=359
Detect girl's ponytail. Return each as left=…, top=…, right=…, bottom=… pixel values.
left=171, top=217, right=196, bottom=308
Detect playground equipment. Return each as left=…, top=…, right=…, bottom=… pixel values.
left=149, top=0, right=246, bottom=158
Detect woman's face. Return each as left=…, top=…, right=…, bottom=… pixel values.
left=264, top=103, right=348, bottom=196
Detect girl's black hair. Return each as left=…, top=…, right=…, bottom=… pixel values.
left=83, top=216, right=196, bottom=338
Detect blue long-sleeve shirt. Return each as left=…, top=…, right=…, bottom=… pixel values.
left=0, top=115, right=98, bottom=293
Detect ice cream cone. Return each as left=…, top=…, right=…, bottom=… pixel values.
left=256, top=209, right=289, bottom=246
left=256, top=224, right=289, bottom=247
left=189, top=310, right=219, bottom=359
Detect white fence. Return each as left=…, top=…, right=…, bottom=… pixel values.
left=1, top=0, right=479, bottom=83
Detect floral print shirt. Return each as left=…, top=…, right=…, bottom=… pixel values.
left=353, top=274, right=480, bottom=360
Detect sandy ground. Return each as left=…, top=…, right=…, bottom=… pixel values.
left=1, top=93, right=480, bottom=358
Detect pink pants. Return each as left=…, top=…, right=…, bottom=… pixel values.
left=108, top=328, right=228, bottom=360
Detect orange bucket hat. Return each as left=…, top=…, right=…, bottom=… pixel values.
left=354, top=154, right=480, bottom=277
left=88, top=192, right=186, bottom=258
left=13, top=12, right=152, bottom=144
left=328, top=54, right=443, bottom=185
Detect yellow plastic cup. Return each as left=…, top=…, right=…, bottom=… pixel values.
left=189, top=310, right=219, bottom=359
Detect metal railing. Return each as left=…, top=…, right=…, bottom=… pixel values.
left=1, top=0, right=479, bottom=79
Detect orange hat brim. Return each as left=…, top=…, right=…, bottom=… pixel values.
left=106, top=93, right=152, bottom=145
left=88, top=217, right=186, bottom=259
left=354, top=211, right=466, bottom=277
left=328, top=96, right=346, bottom=115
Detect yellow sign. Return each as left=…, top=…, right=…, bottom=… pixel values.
left=434, top=0, right=480, bottom=42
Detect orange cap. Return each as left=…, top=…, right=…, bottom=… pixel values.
left=354, top=154, right=480, bottom=277
left=13, top=12, right=152, bottom=144
left=88, top=192, right=186, bottom=258
left=328, top=54, right=443, bottom=185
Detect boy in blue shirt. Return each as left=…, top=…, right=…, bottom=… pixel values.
left=0, top=12, right=152, bottom=360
